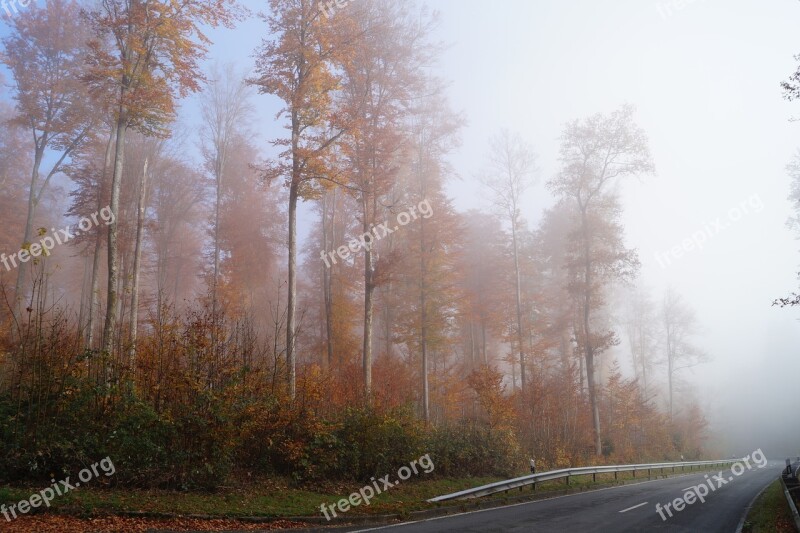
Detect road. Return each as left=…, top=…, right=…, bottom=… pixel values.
left=354, top=462, right=783, bottom=533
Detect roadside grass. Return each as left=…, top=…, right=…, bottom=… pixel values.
left=0, top=464, right=731, bottom=521
left=0, top=477, right=501, bottom=519
left=741, top=479, right=796, bottom=533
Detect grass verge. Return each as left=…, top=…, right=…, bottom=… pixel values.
left=0, top=465, right=731, bottom=522
left=741, top=479, right=796, bottom=533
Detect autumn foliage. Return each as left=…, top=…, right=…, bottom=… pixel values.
left=0, top=0, right=711, bottom=493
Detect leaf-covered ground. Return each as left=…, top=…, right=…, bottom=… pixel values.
left=2, top=516, right=308, bottom=532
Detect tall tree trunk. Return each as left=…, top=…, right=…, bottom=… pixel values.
left=420, top=211, right=429, bottom=423
left=641, top=327, right=648, bottom=399
left=15, top=144, right=46, bottom=305
left=102, top=107, right=128, bottom=363
left=481, top=319, right=487, bottom=364
left=580, top=208, right=602, bottom=456
left=212, top=160, right=222, bottom=323
left=322, top=189, right=335, bottom=366
left=667, top=331, right=674, bottom=421
left=511, top=217, right=526, bottom=393
left=383, top=290, right=392, bottom=358
left=87, top=127, right=116, bottom=350
left=362, top=195, right=374, bottom=400
left=286, top=181, right=298, bottom=399
left=128, top=158, right=148, bottom=365
left=78, top=254, right=90, bottom=337
left=469, top=321, right=476, bottom=369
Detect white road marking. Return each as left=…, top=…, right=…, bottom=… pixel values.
left=619, top=502, right=649, bottom=513
left=354, top=471, right=717, bottom=532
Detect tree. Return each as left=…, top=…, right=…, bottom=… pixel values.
left=200, top=63, right=253, bottom=324
left=2, top=0, right=96, bottom=303
left=623, top=285, right=658, bottom=399
left=479, top=131, right=537, bottom=393
left=395, top=86, right=461, bottom=423
left=548, top=105, right=654, bottom=455
left=774, top=152, right=800, bottom=307
left=127, top=156, right=148, bottom=362
left=251, top=0, right=347, bottom=398
left=333, top=0, right=446, bottom=400
left=661, top=288, right=707, bottom=421
left=86, top=0, right=239, bottom=359
left=459, top=211, right=509, bottom=369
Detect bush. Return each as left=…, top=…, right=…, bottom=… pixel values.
left=426, top=422, right=523, bottom=478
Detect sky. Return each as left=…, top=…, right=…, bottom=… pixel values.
left=155, top=0, right=800, bottom=457
left=5, top=0, right=800, bottom=457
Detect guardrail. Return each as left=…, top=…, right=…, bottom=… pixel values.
left=428, top=459, right=739, bottom=503
left=781, top=458, right=800, bottom=532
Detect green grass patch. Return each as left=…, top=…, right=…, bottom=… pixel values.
left=0, top=477, right=501, bottom=518
left=741, top=479, right=796, bottom=533
left=0, top=465, right=732, bottom=521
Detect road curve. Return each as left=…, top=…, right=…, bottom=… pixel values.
left=354, top=462, right=783, bottom=533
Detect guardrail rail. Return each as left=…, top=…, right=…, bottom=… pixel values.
left=781, top=458, right=800, bottom=532
left=428, top=459, right=740, bottom=503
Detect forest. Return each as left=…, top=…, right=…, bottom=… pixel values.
left=0, top=0, right=716, bottom=500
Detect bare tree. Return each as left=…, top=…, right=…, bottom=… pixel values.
left=480, top=130, right=537, bottom=393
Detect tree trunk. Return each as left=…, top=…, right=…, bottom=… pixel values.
left=15, top=144, right=45, bottom=305
left=87, top=128, right=116, bottom=350
left=667, top=335, right=674, bottom=422
left=212, top=158, right=222, bottom=322
left=322, top=189, right=335, bottom=366
left=128, top=157, right=148, bottom=365
left=102, top=108, right=128, bottom=362
left=286, top=181, right=298, bottom=399
left=581, top=208, right=602, bottom=456
left=420, top=211, right=429, bottom=423
left=511, top=218, right=526, bottom=393
left=361, top=195, right=375, bottom=400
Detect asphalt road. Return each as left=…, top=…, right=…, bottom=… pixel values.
left=354, top=462, right=783, bottom=533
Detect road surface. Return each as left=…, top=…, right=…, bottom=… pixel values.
left=353, top=462, right=782, bottom=533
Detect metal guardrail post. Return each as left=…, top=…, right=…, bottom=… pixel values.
left=781, top=475, right=800, bottom=532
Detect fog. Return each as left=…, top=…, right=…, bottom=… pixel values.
left=97, top=0, right=800, bottom=455
left=3, top=0, right=800, bottom=485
